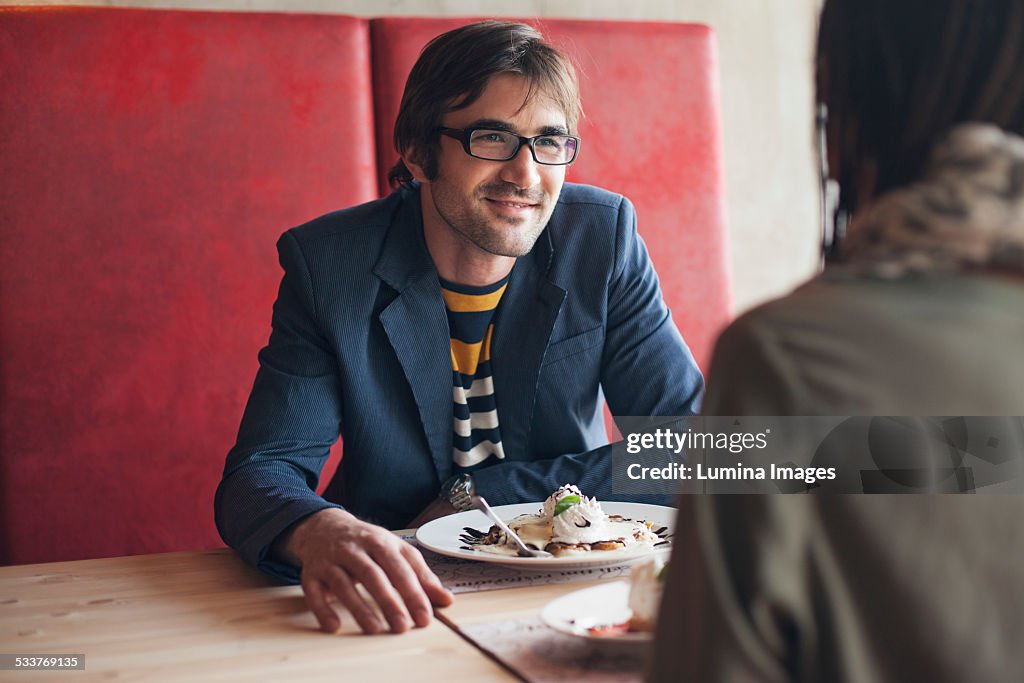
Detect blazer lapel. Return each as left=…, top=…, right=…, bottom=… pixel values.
left=372, top=187, right=568, bottom=475
left=491, top=229, right=566, bottom=460
left=374, top=190, right=453, bottom=483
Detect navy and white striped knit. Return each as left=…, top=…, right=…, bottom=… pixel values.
left=440, top=275, right=509, bottom=471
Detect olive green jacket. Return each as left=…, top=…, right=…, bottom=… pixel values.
left=650, top=271, right=1024, bottom=683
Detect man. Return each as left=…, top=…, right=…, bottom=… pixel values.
left=215, top=21, right=702, bottom=636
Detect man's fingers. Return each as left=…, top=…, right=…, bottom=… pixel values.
left=345, top=552, right=415, bottom=633
left=367, top=541, right=436, bottom=628
left=301, top=576, right=341, bottom=634
left=291, top=511, right=450, bottom=635
left=401, top=542, right=454, bottom=610
left=321, top=565, right=385, bottom=635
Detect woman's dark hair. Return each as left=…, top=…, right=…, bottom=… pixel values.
left=388, top=21, right=580, bottom=188
left=818, top=0, right=1024, bottom=214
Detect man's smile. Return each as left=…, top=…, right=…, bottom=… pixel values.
left=484, top=197, right=540, bottom=214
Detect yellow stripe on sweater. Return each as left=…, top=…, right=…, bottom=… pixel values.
left=441, top=283, right=509, bottom=313
left=450, top=324, right=494, bottom=375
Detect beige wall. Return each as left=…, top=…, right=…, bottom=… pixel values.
left=5, top=0, right=821, bottom=314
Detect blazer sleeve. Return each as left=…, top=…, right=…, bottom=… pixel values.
left=599, top=195, right=704, bottom=418
left=471, top=196, right=703, bottom=507
left=214, top=230, right=345, bottom=583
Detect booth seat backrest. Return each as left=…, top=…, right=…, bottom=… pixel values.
left=0, top=7, right=376, bottom=565
left=371, top=18, right=731, bottom=372
left=0, top=7, right=729, bottom=565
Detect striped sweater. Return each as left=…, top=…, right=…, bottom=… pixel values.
left=439, top=275, right=509, bottom=471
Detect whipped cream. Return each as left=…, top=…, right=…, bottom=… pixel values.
left=547, top=485, right=611, bottom=544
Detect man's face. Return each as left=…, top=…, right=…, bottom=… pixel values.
left=417, top=74, right=571, bottom=259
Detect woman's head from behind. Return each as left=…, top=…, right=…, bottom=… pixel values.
left=818, top=0, right=1024, bottom=215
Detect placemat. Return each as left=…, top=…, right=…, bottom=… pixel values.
left=459, top=616, right=646, bottom=683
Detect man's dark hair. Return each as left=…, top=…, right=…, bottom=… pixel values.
left=387, top=20, right=580, bottom=188
left=818, top=0, right=1024, bottom=215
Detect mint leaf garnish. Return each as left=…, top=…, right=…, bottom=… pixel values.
left=553, top=494, right=581, bottom=516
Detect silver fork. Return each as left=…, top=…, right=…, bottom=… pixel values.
left=471, top=495, right=552, bottom=558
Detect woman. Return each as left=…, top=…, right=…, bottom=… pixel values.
left=649, top=1, right=1024, bottom=680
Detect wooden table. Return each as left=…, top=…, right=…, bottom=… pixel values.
left=0, top=548, right=608, bottom=682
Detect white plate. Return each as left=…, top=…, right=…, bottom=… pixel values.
left=414, top=501, right=674, bottom=570
left=540, top=581, right=651, bottom=649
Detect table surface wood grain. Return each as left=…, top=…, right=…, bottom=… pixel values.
left=0, top=547, right=584, bottom=682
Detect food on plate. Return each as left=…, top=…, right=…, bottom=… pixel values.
left=626, top=557, right=667, bottom=631
left=465, top=484, right=666, bottom=557
left=583, top=621, right=631, bottom=637
left=576, top=560, right=667, bottom=637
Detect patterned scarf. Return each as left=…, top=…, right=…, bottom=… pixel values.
left=840, top=123, right=1024, bottom=276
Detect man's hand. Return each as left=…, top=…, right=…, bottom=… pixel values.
left=279, top=508, right=453, bottom=635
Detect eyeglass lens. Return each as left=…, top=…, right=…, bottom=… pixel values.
left=469, top=129, right=577, bottom=164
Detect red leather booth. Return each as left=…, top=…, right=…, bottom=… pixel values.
left=0, top=7, right=730, bottom=565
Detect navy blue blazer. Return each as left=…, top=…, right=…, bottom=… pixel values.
left=215, top=183, right=703, bottom=580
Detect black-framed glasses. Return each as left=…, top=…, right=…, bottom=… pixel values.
left=437, top=126, right=580, bottom=165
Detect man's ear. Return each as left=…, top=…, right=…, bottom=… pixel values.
left=402, top=147, right=429, bottom=183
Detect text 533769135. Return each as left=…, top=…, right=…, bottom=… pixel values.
left=0, top=654, right=85, bottom=670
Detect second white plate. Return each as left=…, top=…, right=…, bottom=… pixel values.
left=540, top=581, right=651, bottom=649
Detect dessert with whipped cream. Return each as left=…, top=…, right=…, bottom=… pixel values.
left=627, top=557, right=667, bottom=631
left=467, top=484, right=664, bottom=557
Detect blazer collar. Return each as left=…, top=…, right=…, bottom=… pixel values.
left=372, top=185, right=436, bottom=292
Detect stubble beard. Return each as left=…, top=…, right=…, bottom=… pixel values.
left=434, top=182, right=554, bottom=258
